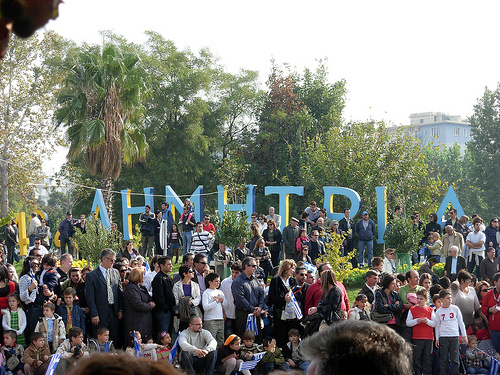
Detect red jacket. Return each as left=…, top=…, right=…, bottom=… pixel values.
left=481, top=289, right=500, bottom=331
left=304, top=279, right=349, bottom=316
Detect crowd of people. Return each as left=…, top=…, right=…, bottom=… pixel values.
left=0, top=201, right=499, bottom=375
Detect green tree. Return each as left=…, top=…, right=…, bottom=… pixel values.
left=55, top=43, right=150, bottom=219
left=74, top=218, right=114, bottom=265
left=0, top=32, right=67, bottom=217
left=466, top=85, right=500, bottom=218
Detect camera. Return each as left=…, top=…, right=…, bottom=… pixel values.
left=73, top=345, right=82, bottom=357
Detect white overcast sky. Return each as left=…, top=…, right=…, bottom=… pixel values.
left=44, top=1, right=500, bottom=172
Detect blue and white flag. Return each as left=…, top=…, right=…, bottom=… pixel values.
left=290, top=292, right=303, bottom=320
left=239, top=352, right=265, bottom=371
left=246, top=313, right=258, bottom=335
left=45, top=353, right=62, bottom=375
left=134, top=331, right=142, bottom=357
left=144, top=260, right=150, bottom=276
left=169, top=337, right=179, bottom=364
left=490, top=357, right=500, bottom=375
left=303, top=262, right=317, bottom=274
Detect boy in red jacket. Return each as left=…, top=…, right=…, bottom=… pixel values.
left=406, top=288, right=436, bottom=375
left=481, top=273, right=500, bottom=355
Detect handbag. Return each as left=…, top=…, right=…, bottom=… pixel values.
left=371, top=309, right=393, bottom=323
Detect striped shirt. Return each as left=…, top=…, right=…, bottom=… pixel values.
left=190, top=231, right=213, bottom=255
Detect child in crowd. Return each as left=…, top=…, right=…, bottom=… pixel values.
left=89, top=327, right=116, bottom=354
left=465, top=335, right=488, bottom=374
left=371, top=257, right=384, bottom=274
left=348, top=294, right=370, bottom=321
left=240, top=330, right=261, bottom=361
left=2, top=292, right=26, bottom=348
left=202, top=273, right=226, bottom=347
left=295, top=229, right=309, bottom=253
left=168, top=223, right=181, bottom=262
left=432, top=294, right=442, bottom=311
left=22, top=332, right=50, bottom=375
left=125, top=331, right=164, bottom=359
left=282, top=329, right=310, bottom=373
left=433, top=289, right=467, bottom=375
left=216, top=334, right=250, bottom=375
left=56, top=287, right=85, bottom=337
left=34, top=302, right=66, bottom=353
left=258, top=336, right=289, bottom=375
left=1, top=330, right=24, bottom=375
left=55, top=327, right=89, bottom=375
left=426, top=232, right=443, bottom=262
left=156, top=332, right=172, bottom=361
left=406, top=289, right=436, bottom=375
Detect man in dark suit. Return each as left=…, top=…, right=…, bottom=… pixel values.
left=358, top=269, right=380, bottom=306
left=85, top=249, right=123, bottom=344
left=152, top=256, right=175, bottom=336
left=444, top=245, right=467, bottom=282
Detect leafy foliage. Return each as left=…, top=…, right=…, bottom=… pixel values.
left=318, top=231, right=356, bottom=283
left=213, top=207, right=250, bottom=249
left=74, top=218, right=115, bottom=265
left=383, top=217, right=423, bottom=254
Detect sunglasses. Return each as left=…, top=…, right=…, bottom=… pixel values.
left=198, top=262, right=208, bottom=265
left=298, top=273, right=306, bottom=277
left=249, top=264, right=257, bottom=268
left=481, top=289, right=489, bottom=292
left=389, top=253, right=395, bottom=255
left=188, top=269, right=195, bottom=273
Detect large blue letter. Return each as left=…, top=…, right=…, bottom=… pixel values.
left=323, top=187, right=361, bottom=221
left=121, top=187, right=154, bottom=240
left=90, top=189, right=111, bottom=228
left=376, top=187, right=387, bottom=244
left=436, top=187, right=465, bottom=226
left=264, top=186, right=304, bottom=230
left=165, top=185, right=204, bottom=222
left=217, top=185, right=256, bottom=221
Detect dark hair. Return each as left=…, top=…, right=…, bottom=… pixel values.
left=20, top=256, right=37, bottom=278
left=356, top=294, right=368, bottom=302
left=365, top=270, right=379, bottom=280
left=438, top=277, right=451, bottom=289
left=396, top=273, right=406, bottom=284
left=7, top=292, right=20, bottom=307
left=242, top=257, right=256, bottom=270
left=64, top=287, right=77, bottom=297
left=288, top=328, right=300, bottom=337
left=161, top=201, right=168, bottom=208
left=3, top=330, right=16, bottom=340
left=179, top=265, right=191, bottom=279
left=0, top=264, right=9, bottom=283
left=30, top=332, right=44, bottom=343
left=301, top=320, right=412, bottom=375
left=263, top=336, right=274, bottom=348
left=429, top=284, right=442, bottom=297
left=371, top=257, right=383, bottom=267
left=457, top=269, right=473, bottom=284
left=43, top=302, right=55, bottom=311
left=242, top=330, right=255, bottom=340
left=150, top=255, right=159, bottom=269
left=429, top=213, right=438, bottom=223
left=381, top=275, right=395, bottom=289
left=416, top=289, right=428, bottom=299
left=97, top=327, right=109, bottom=336
left=231, top=262, right=242, bottom=272
left=472, top=216, right=483, bottom=225
left=157, top=256, right=172, bottom=266
left=193, top=253, right=206, bottom=264
left=69, top=327, right=84, bottom=340
left=182, top=253, right=193, bottom=264
left=494, top=273, right=500, bottom=284
left=42, top=254, right=57, bottom=268
left=439, top=289, right=451, bottom=299
left=205, top=272, right=220, bottom=288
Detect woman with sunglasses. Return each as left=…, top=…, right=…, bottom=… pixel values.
left=262, top=220, right=282, bottom=267
left=19, top=256, right=40, bottom=338
left=257, top=214, right=267, bottom=234
left=173, top=264, right=202, bottom=332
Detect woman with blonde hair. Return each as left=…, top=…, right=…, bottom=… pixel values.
left=123, top=268, right=155, bottom=339
left=268, top=259, right=298, bottom=346
left=308, top=269, right=342, bottom=325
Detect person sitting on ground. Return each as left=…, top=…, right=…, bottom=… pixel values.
left=89, top=327, right=117, bottom=354
left=178, top=316, right=217, bottom=375
left=22, top=332, right=50, bottom=375
left=282, top=328, right=310, bottom=373
left=1, top=330, right=24, bottom=375
left=54, top=327, right=89, bottom=375
left=258, top=336, right=289, bottom=375
left=215, top=334, right=250, bottom=375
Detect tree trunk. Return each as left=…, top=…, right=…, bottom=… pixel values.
left=100, top=176, right=114, bottom=222
left=0, top=157, right=8, bottom=218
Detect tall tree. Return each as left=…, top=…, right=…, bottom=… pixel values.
left=55, top=43, right=149, bottom=219
left=0, top=31, right=67, bottom=217
left=466, top=85, right=500, bottom=218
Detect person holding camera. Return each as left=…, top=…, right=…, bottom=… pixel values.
left=54, top=327, right=89, bottom=375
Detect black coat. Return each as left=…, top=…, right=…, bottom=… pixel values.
left=123, top=283, right=153, bottom=339
left=151, top=271, right=175, bottom=313
left=374, top=289, right=403, bottom=325
left=268, top=276, right=297, bottom=319
left=317, top=285, right=342, bottom=324
left=262, top=229, right=282, bottom=254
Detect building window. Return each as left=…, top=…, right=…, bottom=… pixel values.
left=454, top=128, right=460, bottom=136
left=431, top=128, right=439, bottom=137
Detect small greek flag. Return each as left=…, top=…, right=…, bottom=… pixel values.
left=169, top=337, right=179, bottom=364
left=303, top=262, right=317, bottom=273
left=246, top=313, right=258, bottom=335
left=134, top=331, right=142, bottom=357
left=144, top=260, right=150, bottom=276
left=490, top=357, right=500, bottom=375
left=45, top=353, right=62, bottom=375
left=239, top=352, right=265, bottom=371
left=290, top=292, right=303, bottom=320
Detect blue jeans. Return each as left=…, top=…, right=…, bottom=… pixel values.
left=467, top=255, right=484, bottom=279
left=466, top=367, right=488, bottom=374
left=29, top=234, right=36, bottom=247
left=358, top=239, right=373, bottom=266
left=182, top=231, right=193, bottom=253
left=155, top=310, right=172, bottom=337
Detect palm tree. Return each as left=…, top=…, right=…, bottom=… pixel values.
left=55, top=44, right=149, bottom=219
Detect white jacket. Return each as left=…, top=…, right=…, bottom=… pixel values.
left=1, top=308, right=27, bottom=336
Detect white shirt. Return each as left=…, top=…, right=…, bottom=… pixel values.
left=143, top=270, right=157, bottom=296
left=433, top=305, right=466, bottom=339
left=201, top=288, right=227, bottom=321
left=220, top=277, right=236, bottom=319
left=382, top=257, right=396, bottom=274
left=467, top=230, right=486, bottom=255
